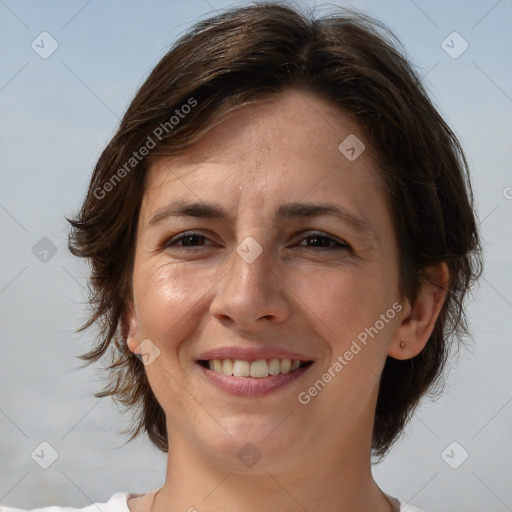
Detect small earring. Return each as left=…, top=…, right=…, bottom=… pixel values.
left=399, top=341, right=405, bottom=349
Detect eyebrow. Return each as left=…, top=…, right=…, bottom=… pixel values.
left=147, top=199, right=376, bottom=240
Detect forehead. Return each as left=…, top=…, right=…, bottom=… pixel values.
left=140, top=89, right=389, bottom=234
left=156, top=91, right=373, bottom=165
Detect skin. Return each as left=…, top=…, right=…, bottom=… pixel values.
left=125, top=89, right=448, bottom=512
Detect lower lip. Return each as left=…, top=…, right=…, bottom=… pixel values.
left=197, top=363, right=312, bottom=396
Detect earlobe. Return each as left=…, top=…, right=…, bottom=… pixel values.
left=127, top=326, right=139, bottom=354
left=389, top=262, right=449, bottom=360
left=123, top=302, right=140, bottom=354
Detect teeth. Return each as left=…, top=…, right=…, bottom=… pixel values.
left=268, top=358, right=281, bottom=375
left=222, top=359, right=234, bottom=375
left=250, top=359, right=269, bottom=378
left=280, top=359, right=291, bottom=374
left=233, top=360, right=250, bottom=377
left=206, top=358, right=305, bottom=378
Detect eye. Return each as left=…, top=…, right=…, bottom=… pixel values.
left=296, top=232, right=349, bottom=251
left=165, top=231, right=213, bottom=248
left=163, top=231, right=348, bottom=251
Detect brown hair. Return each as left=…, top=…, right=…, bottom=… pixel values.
left=68, top=1, right=482, bottom=457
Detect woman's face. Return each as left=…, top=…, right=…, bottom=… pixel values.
left=127, top=89, right=406, bottom=471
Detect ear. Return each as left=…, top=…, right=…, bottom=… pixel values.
left=123, top=300, right=140, bottom=355
left=389, top=262, right=449, bottom=360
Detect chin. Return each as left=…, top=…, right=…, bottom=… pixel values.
left=193, top=415, right=307, bottom=473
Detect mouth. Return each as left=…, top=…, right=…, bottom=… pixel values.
left=196, top=357, right=314, bottom=396
left=198, top=358, right=313, bottom=378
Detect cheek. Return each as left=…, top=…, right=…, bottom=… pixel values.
left=292, top=265, right=394, bottom=346
left=293, top=269, right=399, bottom=421
left=131, top=259, right=217, bottom=344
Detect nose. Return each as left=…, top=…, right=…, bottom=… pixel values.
left=209, top=238, right=290, bottom=332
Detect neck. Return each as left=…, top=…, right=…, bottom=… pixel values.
left=151, top=406, right=392, bottom=512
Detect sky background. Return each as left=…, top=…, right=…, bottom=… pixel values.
left=1, top=0, right=511, bottom=511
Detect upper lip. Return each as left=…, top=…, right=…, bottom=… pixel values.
left=196, top=346, right=314, bottom=363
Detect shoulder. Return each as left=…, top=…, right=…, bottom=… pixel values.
left=2, top=493, right=424, bottom=512
left=386, top=494, right=424, bottom=512
left=399, top=500, right=425, bottom=512
left=1, top=492, right=137, bottom=512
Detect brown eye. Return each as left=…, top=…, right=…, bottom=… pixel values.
left=166, top=232, right=212, bottom=248
left=298, top=232, right=348, bottom=250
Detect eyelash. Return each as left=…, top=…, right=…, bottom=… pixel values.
left=165, top=231, right=349, bottom=251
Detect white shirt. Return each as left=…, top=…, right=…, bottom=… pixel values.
left=1, top=492, right=424, bottom=512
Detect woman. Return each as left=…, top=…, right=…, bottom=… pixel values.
left=3, top=2, right=482, bottom=511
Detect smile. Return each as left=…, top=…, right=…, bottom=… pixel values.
left=200, top=358, right=311, bottom=378
left=197, top=357, right=314, bottom=396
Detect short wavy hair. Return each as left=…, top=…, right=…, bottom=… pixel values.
left=68, top=1, right=482, bottom=457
